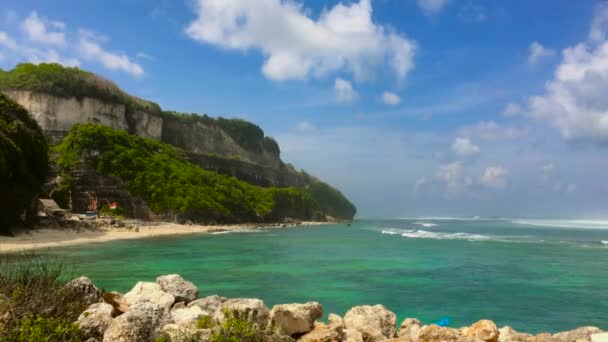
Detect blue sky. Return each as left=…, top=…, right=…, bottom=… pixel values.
left=1, top=0, right=608, bottom=218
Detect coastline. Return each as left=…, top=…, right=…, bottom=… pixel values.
left=0, top=221, right=329, bottom=253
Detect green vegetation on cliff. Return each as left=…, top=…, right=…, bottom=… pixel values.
left=299, top=172, right=357, bottom=220
left=0, top=63, right=161, bottom=113
left=55, top=124, right=322, bottom=223
left=0, top=94, right=48, bottom=233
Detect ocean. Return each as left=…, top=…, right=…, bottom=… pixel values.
left=41, top=218, right=608, bottom=333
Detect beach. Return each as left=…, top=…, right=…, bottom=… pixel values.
left=0, top=221, right=327, bottom=253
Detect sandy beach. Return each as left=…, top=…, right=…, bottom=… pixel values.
left=0, top=221, right=328, bottom=253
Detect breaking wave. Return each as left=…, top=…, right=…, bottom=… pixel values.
left=512, top=219, right=608, bottom=229
left=211, top=229, right=263, bottom=235
left=382, top=228, right=493, bottom=241
left=413, top=222, right=438, bottom=227
left=602, top=240, right=608, bottom=245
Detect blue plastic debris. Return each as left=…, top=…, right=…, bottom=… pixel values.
left=435, top=317, right=451, bottom=327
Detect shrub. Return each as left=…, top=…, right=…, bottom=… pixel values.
left=212, top=310, right=293, bottom=342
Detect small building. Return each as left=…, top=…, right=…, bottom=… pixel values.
left=37, top=198, right=69, bottom=217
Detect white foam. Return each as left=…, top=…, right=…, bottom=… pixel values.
left=413, top=222, right=438, bottom=227
left=512, top=219, right=608, bottom=229
left=400, top=230, right=492, bottom=241
left=381, top=228, right=415, bottom=235
left=399, top=216, right=482, bottom=221
left=211, top=229, right=263, bottom=235
left=601, top=240, right=608, bottom=245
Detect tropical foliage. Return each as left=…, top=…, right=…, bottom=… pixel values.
left=0, top=94, right=48, bottom=234
left=54, top=124, right=322, bottom=223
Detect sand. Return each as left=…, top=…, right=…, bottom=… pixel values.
left=0, top=221, right=327, bottom=253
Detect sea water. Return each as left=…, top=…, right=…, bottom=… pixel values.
left=41, top=218, right=608, bottom=333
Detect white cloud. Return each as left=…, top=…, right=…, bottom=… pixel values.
left=77, top=31, right=144, bottom=77
left=451, top=137, right=480, bottom=156
left=517, top=4, right=608, bottom=143
left=21, top=12, right=66, bottom=47
left=0, top=31, right=17, bottom=49
left=334, top=78, right=358, bottom=103
left=185, top=0, right=416, bottom=82
left=24, top=47, right=79, bottom=67
left=543, top=163, right=555, bottom=173
left=528, top=41, right=555, bottom=66
left=381, top=91, right=401, bottom=105
left=435, top=161, right=473, bottom=194
left=296, top=120, right=315, bottom=132
left=503, top=103, right=522, bottom=116
left=417, top=0, right=450, bottom=15
left=480, top=166, right=508, bottom=189
left=459, top=121, right=528, bottom=142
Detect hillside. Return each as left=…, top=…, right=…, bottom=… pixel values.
left=0, top=63, right=356, bottom=222
left=0, top=94, right=48, bottom=234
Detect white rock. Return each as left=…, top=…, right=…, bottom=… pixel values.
left=328, top=313, right=344, bottom=327
left=77, top=302, right=114, bottom=339
left=187, top=295, right=226, bottom=314
left=156, top=274, right=199, bottom=303
left=343, top=304, right=397, bottom=340
left=160, top=323, right=211, bottom=342
left=103, top=302, right=170, bottom=342
left=270, top=301, right=323, bottom=336
left=592, top=332, right=608, bottom=342
left=65, top=276, right=101, bottom=303
left=171, top=306, right=206, bottom=327
left=215, top=298, right=270, bottom=325
left=124, top=281, right=175, bottom=309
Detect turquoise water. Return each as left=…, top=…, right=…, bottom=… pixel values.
left=41, top=219, right=608, bottom=333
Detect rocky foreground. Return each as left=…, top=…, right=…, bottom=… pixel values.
left=67, top=274, right=606, bottom=342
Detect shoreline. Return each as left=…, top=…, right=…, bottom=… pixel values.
left=0, top=221, right=330, bottom=253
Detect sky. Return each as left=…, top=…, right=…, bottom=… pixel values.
left=1, top=0, right=608, bottom=218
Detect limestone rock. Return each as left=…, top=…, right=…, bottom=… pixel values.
left=553, top=327, right=603, bottom=342
left=344, top=328, right=365, bottom=342
left=498, top=326, right=531, bottom=342
left=171, top=306, right=206, bottom=326
left=271, top=302, right=323, bottom=336
left=343, top=304, right=397, bottom=340
left=328, top=313, right=344, bottom=327
left=418, top=325, right=462, bottom=342
left=65, top=276, right=101, bottom=303
left=102, top=291, right=130, bottom=316
left=187, top=295, right=226, bottom=314
left=399, top=318, right=421, bottom=341
left=215, top=298, right=270, bottom=325
left=297, top=322, right=345, bottom=342
left=532, top=333, right=555, bottom=342
left=103, top=302, right=170, bottom=342
left=124, top=281, right=175, bottom=309
left=462, top=319, right=499, bottom=342
left=591, top=333, right=608, bottom=342
left=77, top=302, right=114, bottom=339
left=173, top=302, right=186, bottom=310
left=156, top=274, right=199, bottom=303
left=160, top=323, right=211, bottom=342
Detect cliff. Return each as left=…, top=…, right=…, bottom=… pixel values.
left=0, top=63, right=356, bottom=221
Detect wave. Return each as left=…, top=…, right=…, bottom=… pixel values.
left=211, top=229, right=263, bottom=235
left=401, top=230, right=492, bottom=241
left=381, top=228, right=415, bottom=235
left=602, top=240, right=608, bottom=245
left=413, top=222, right=438, bottom=227
left=399, top=216, right=481, bottom=221
left=512, top=219, right=608, bottom=229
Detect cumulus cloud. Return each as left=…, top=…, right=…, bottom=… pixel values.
left=417, top=0, right=450, bottom=15
left=334, top=78, right=358, bottom=103
left=21, top=12, right=66, bottom=47
left=296, top=120, right=315, bottom=132
left=517, top=3, right=608, bottom=143
left=435, top=162, right=473, bottom=194
left=78, top=31, right=144, bottom=77
left=451, top=137, right=480, bottom=156
left=185, top=0, right=416, bottom=82
left=480, top=166, right=508, bottom=189
left=459, top=121, right=528, bottom=142
left=0, top=11, right=144, bottom=77
left=528, top=41, right=555, bottom=66
left=381, top=91, right=401, bottom=105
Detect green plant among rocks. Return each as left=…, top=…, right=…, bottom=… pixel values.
left=211, top=310, right=293, bottom=342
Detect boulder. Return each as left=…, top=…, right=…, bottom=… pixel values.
left=533, top=333, right=555, bottom=342
left=156, top=275, right=199, bottom=303
left=271, top=301, right=323, bottom=336
left=171, top=306, right=206, bottom=327
left=160, top=323, right=212, bottom=342
left=187, top=295, right=226, bottom=314
left=498, top=326, right=531, bottom=342
left=102, top=291, right=130, bottom=316
left=398, top=318, right=421, bottom=340
left=553, top=327, right=603, bottom=342
left=418, top=325, right=462, bottom=342
left=77, top=302, right=114, bottom=339
left=65, top=276, right=102, bottom=303
left=343, top=304, right=397, bottom=340
left=328, top=313, right=344, bottom=327
left=215, top=298, right=270, bottom=325
left=124, top=282, right=175, bottom=309
left=462, top=319, right=499, bottom=342
left=591, top=333, right=608, bottom=342
left=297, top=322, right=345, bottom=342
left=344, top=328, right=365, bottom=342
left=103, top=302, right=170, bottom=342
